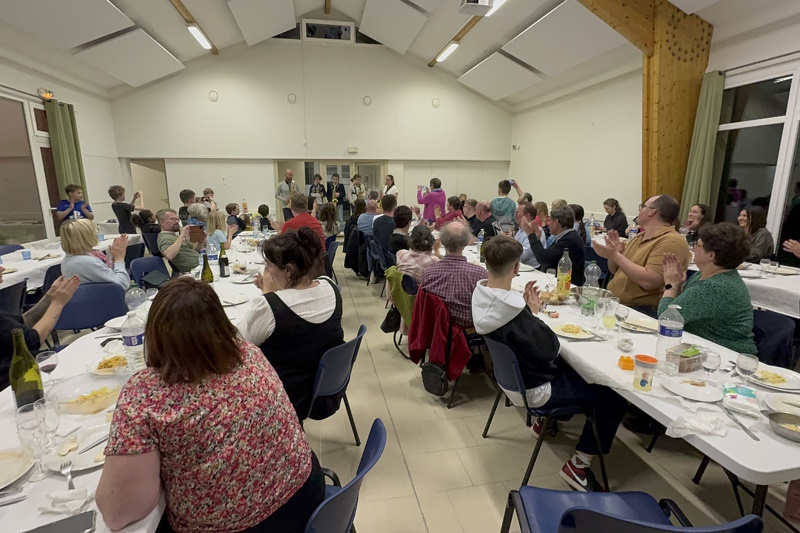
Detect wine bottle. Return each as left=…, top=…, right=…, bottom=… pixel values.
left=9, top=329, right=44, bottom=408
left=219, top=245, right=230, bottom=278
left=201, top=252, right=214, bottom=283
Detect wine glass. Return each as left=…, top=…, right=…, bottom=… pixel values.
left=15, top=404, right=50, bottom=481
left=614, top=305, right=629, bottom=332
left=701, top=352, right=721, bottom=385
left=546, top=269, right=557, bottom=285
left=35, top=351, right=58, bottom=385
left=760, top=258, right=772, bottom=277
left=601, top=297, right=620, bottom=339
left=593, top=297, right=609, bottom=337
left=769, top=260, right=780, bottom=276
left=736, top=353, right=759, bottom=384
left=34, top=397, right=60, bottom=451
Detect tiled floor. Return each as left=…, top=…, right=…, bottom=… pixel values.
left=315, top=253, right=799, bottom=533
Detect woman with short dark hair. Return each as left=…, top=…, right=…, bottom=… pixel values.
left=390, top=205, right=413, bottom=254
left=97, top=277, right=324, bottom=532
left=660, top=222, right=756, bottom=353
left=738, top=205, right=774, bottom=262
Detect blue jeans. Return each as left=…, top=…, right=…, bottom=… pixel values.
left=336, top=204, right=344, bottom=224
left=539, top=364, right=627, bottom=455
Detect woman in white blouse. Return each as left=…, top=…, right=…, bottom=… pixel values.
left=382, top=175, right=399, bottom=199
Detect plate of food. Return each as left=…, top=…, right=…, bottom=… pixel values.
left=554, top=323, right=595, bottom=340
left=661, top=377, right=723, bottom=403
left=775, top=266, right=800, bottom=275
left=103, top=316, right=127, bottom=331
left=540, top=290, right=568, bottom=306
left=748, top=365, right=800, bottom=392
left=50, top=373, right=126, bottom=415
left=89, top=355, right=128, bottom=376
left=1, top=267, right=18, bottom=274
left=45, top=424, right=110, bottom=472
left=764, top=393, right=800, bottom=415
left=0, top=449, right=33, bottom=490
left=620, top=317, right=658, bottom=333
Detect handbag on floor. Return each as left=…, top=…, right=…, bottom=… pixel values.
left=420, top=321, right=453, bottom=397
left=380, top=305, right=401, bottom=333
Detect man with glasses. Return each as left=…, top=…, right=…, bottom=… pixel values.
left=592, top=195, right=690, bottom=317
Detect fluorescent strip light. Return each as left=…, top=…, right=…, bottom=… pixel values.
left=187, top=23, right=212, bottom=50
left=486, top=0, right=507, bottom=17
left=436, top=42, right=459, bottom=62
left=774, top=76, right=793, bottom=83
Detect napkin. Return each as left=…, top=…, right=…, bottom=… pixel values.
left=38, top=489, right=95, bottom=515
left=103, top=340, right=124, bottom=354
left=55, top=419, right=80, bottom=438
left=666, top=413, right=728, bottom=438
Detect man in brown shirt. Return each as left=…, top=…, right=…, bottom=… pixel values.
left=592, top=195, right=691, bottom=316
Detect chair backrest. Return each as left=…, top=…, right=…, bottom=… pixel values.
left=124, top=243, right=146, bottom=271
left=558, top=508, right=763, bottom=533
left=54, top=282, right=128, bottom=331
left=307, top=325, right=367, bottom=420
left=130, top=257, right=169, bottom=287
left=304, top=419, right=387, bottom=533
left=327, top=241, right=339, bottom=268
left=484, top=337, right=528, bottom=400
left=401, top=274, right=418, bottom=295
left=141, top=232, right=162, bottom=257
left=753, top=309, right=795, bottom=368
left=41, top=264, right=62, bottom=295
left=325, top=235, right=337, bottom=251
left=0, top=244, right=24, bottom=256
left=369, top=240, right=390, bottom=270
left=0, top=279, right=28, bottom=316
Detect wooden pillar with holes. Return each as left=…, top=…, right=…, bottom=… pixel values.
left=578, top=0, right=712, bottom=202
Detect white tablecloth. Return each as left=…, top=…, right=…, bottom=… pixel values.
left=740, top=269, right=800, bottom=319
left=1, top=235, right=143, bottom=291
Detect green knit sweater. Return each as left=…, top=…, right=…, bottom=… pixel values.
left=658, top=270, right=757, bottom=355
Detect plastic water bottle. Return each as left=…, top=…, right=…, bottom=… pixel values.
left=628, top=226, right=639, bottom=240
left=655, top=304, right=683, bottom=377
left=589, top=214, right=596, bottom=235
left=121, top=311, right=145, bottom=372
left=207, top=241, right=219, bottom=262
left=584, top=261, right=601, bottom=288
left=476, top=229, right=485, bottom=263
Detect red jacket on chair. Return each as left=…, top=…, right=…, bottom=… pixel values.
left=409, top=289, right=472, bottom=381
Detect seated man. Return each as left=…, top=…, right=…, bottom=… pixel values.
left=156, top=209, right=201, bottom=273
left=421, top=220, right=487, bottom=330
left=593, top=195, right=691, bottom=317
left=472, top=201, right=501, bottom=239
left=472, top=236, right=627, bottom=492
left=462, top=199, right=479, bottom=235
left=276, top=193, right=326, bottom=251
left=520, top=206, right=586, bottom=285
left=514, top=202, right=547, bottom=270
left=357, top=199, right=378, bottom=237
left=373, top=194, right=397, bottom=250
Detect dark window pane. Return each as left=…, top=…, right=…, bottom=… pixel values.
left=778, top=129, right=800, bottom=266
left=712, top=124, right=783, bottom=224
left=34, top=108, right=48, bottom=132
left=720, top=77, right=792, bottom=124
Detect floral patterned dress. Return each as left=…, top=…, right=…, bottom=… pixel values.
left=105, top=341, right=312, bottom=532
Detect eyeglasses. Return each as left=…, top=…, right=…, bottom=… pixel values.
left=639, top=203, right=655, bottom=211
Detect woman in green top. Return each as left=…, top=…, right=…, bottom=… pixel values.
left=660, top=222, right=757, bottom=354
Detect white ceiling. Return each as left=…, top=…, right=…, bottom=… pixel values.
left=0, top=0, right=799, bottom=106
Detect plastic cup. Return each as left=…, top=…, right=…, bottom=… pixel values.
left=98, top=234, right=105, bottom=242
left=21, top=250, right=31, bottom=260
left=633, top=355, right=658, bottom=392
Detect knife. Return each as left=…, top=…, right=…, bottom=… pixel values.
left=723, top=407, right=760, bottom=441
left=0, top=495, right=27, bottom=507
left=78, top=435, right=109, bottom=455
left=783, top=400, right=800, bottom=409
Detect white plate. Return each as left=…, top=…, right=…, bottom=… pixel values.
left=553, top=324, right=595, bottom=340
left=764, top=393, right=800, bottom=415
left=738, top=270, right=765, bottom=279
left=231, top=275, right=256, bottom=285
left=748, top=365, right=800, bottom=391
left=0, top=449, right=34, bottom=490
left=775, top=266, right=800, bottom=276
left=518, top=264, right=535, bottom=272
left=620, top=317, right=658, bottom=333
left=219, top=294, right=247, bottom=307
left=103, top=316, right=127, bottom=331
left=88, top=355, right=128, bottom=376
left=45, top=424, right=110, bottom=472
left=662, top=377, right=724, bottom=403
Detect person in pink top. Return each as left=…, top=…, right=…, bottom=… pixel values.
left=417, top=178, right=446, bottom=222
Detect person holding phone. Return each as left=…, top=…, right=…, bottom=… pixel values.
left=156, top=209, right=201, bottom=273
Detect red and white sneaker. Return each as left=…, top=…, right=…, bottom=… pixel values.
left=530, top=417, right=544, bottom=439
left=559, top=461, right=603, bottom=492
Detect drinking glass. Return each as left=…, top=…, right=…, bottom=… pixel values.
left=615, top=305, right=629, bottom=332
left=15, top=404, right=50, bottom=481
left=701, top=352, right=721, bottom=385
left=34, top=397, right=60, bottom=451
left=125, top=287, right=146, bottom=310
left=593, top=297, right=610, bottom=337
left=760, top=258, right=772, bottom=277
left=770, top=260, right=780, bottom=276
left=35, top=351, right=58, bottom=385
left=601, top=297, right=620, bottom=338
left=546, top=269, right=557, bottom=284
left=736, top=353, right=759, bottom=384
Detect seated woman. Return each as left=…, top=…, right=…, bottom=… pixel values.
left=320, top=202, right=340, bottom=239
left=434, top=196, right=464, bottom=230
left=683, top=203, right=709, bottom=247
left=661, top=222, right=757, bottom=354
left=132, top=209, right=160, bottom=234
left=738, top=205, right=774, bottom=262
left=396, top=225, right=440, bottom=283
left=389, top=205, right=412, bottom=254
left=97, top=278, right=323, bottom=532
left=238, top=227, right=343, bottom=418
left=569, top=204, right=591, bottom=245
left=206, top=209, right=237, bottom=252
left=60, top=219, right=131, bottom=291
left=602, top=198, right=627, bottom=235
left=186, top=203, right=209, bottom=228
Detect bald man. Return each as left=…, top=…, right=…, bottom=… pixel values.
left=357, top=199, right=378, bottom=236
left=275, top=169, right=297, bottom=221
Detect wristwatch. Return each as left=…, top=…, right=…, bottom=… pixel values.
left=664, top=284, right=673, bottom=290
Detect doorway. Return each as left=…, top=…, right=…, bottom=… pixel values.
left=130, top=159, right=169, bottom=213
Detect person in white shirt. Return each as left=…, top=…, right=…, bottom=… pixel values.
left=382, top=175, right=399, bottom=199
left=514, top=202, right=546, bottom=269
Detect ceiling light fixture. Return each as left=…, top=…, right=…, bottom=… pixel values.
left=774, top=76, right=793, bottom=84
left=187, top=23, right=212, bottom=50
left=485, top=0, right=507, bottom=17
left=436, top=42, right=460, bottom=62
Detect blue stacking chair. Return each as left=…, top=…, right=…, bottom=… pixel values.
left=130, top=257, right=169, bottom=288
left=304, top=325, right=367, bottom=446
left=501, top=485, right=763, bottom=533
left=51, top=282, right=128, bottom=346
left=124, top=243, right=146, bottom=273
left=0, top=244, right=24, bottom=256
left=141, top=232, right=162, bottom=257
left=304, top=419, right=387, bottom=533
left=482, top=337, right=609, bottom=490
left=24, top=264, right=62, bottom=312
left=327, top=241, right=340, bottom=284
left=0, top=279, right=28, bottom=316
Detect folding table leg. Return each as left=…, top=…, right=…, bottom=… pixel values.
left=751, top=485, right=768, bottom=517
left=724, top=469, right=746, bottom=517
left=646, top=426, right=663, bottom=453
left=692, top=455, right=711, bottom=485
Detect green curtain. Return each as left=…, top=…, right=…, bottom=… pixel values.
left=44, top=99, right=88, bottom=201
left=679, top=71, right=726, bottom=221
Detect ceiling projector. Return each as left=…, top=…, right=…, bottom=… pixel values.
left=459, top=0, right=493, bottom=16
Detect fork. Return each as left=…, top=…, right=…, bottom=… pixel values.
left=60, top=460, right=75, bottom=490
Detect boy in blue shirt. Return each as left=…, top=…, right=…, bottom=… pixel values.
left=56, top=184, right=94, bottom=221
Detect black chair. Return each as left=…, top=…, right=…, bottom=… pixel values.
left=327, top=241, right=340, bottom=284
left=0, top=279, right=28, bottom=316
left=130, top=257, right=169, bottom=288
left=482, top=337, right=609, bottom=489
left=0, top=244, right=23, bottom=256
left=753, top=309, right=795, bottom=369
left=124, top=243, right=146, bottom=273
left=141, top=232, right=162, bottom=257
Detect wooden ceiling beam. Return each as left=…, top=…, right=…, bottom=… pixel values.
left=325, top=0, right=331, bottom=15
left=169, top=0, right=219, bottom=55
left=428, top=16, right=482, bottom=67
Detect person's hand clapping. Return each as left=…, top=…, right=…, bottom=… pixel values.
left=520, top=216, right=539, bottom=237
left=523, top=281, right=541, bottom=314
left=109, top=234, right=128, bottom=262
left=49, top=275, right=80, bottom=306
left=606, top=230, right=625, bottom=253
left=662, top=253, right=686, bottom=288
left=783, top=239, right=800, bottom=259
left=592, top=235, right=619, bottom=260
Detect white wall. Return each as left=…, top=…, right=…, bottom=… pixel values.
left=707, top=19, right=800, bottom=73
left=130, top=160, right=169, bottom=213
left=389, top=161, right=510, bottom=207
left=510, top=72, right=643, bottom=219
left=111, top=41, right=512, bottom=162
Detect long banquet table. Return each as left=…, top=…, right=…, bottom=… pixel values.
left=462, top=245, right=800, bottom=515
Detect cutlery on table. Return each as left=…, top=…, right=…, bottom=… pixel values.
left=35, top=253, right=54, bottom=262
left=0, top=495, right=27, bottom=507
left=78, top=435, right=108, bottom=455
left=783, top=400, right=800, bottom=409
left=723, top=407, right=760, bottom=441
left=0, top=487, right=23, bottom=498
left=60, top=460, right=75, bottom=490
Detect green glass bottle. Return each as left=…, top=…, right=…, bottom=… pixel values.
left=9, top=329, right=44, bottom=408
left=201, top=252, right=214, bottom=283
left=219, top=245, right=230, bottom=278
